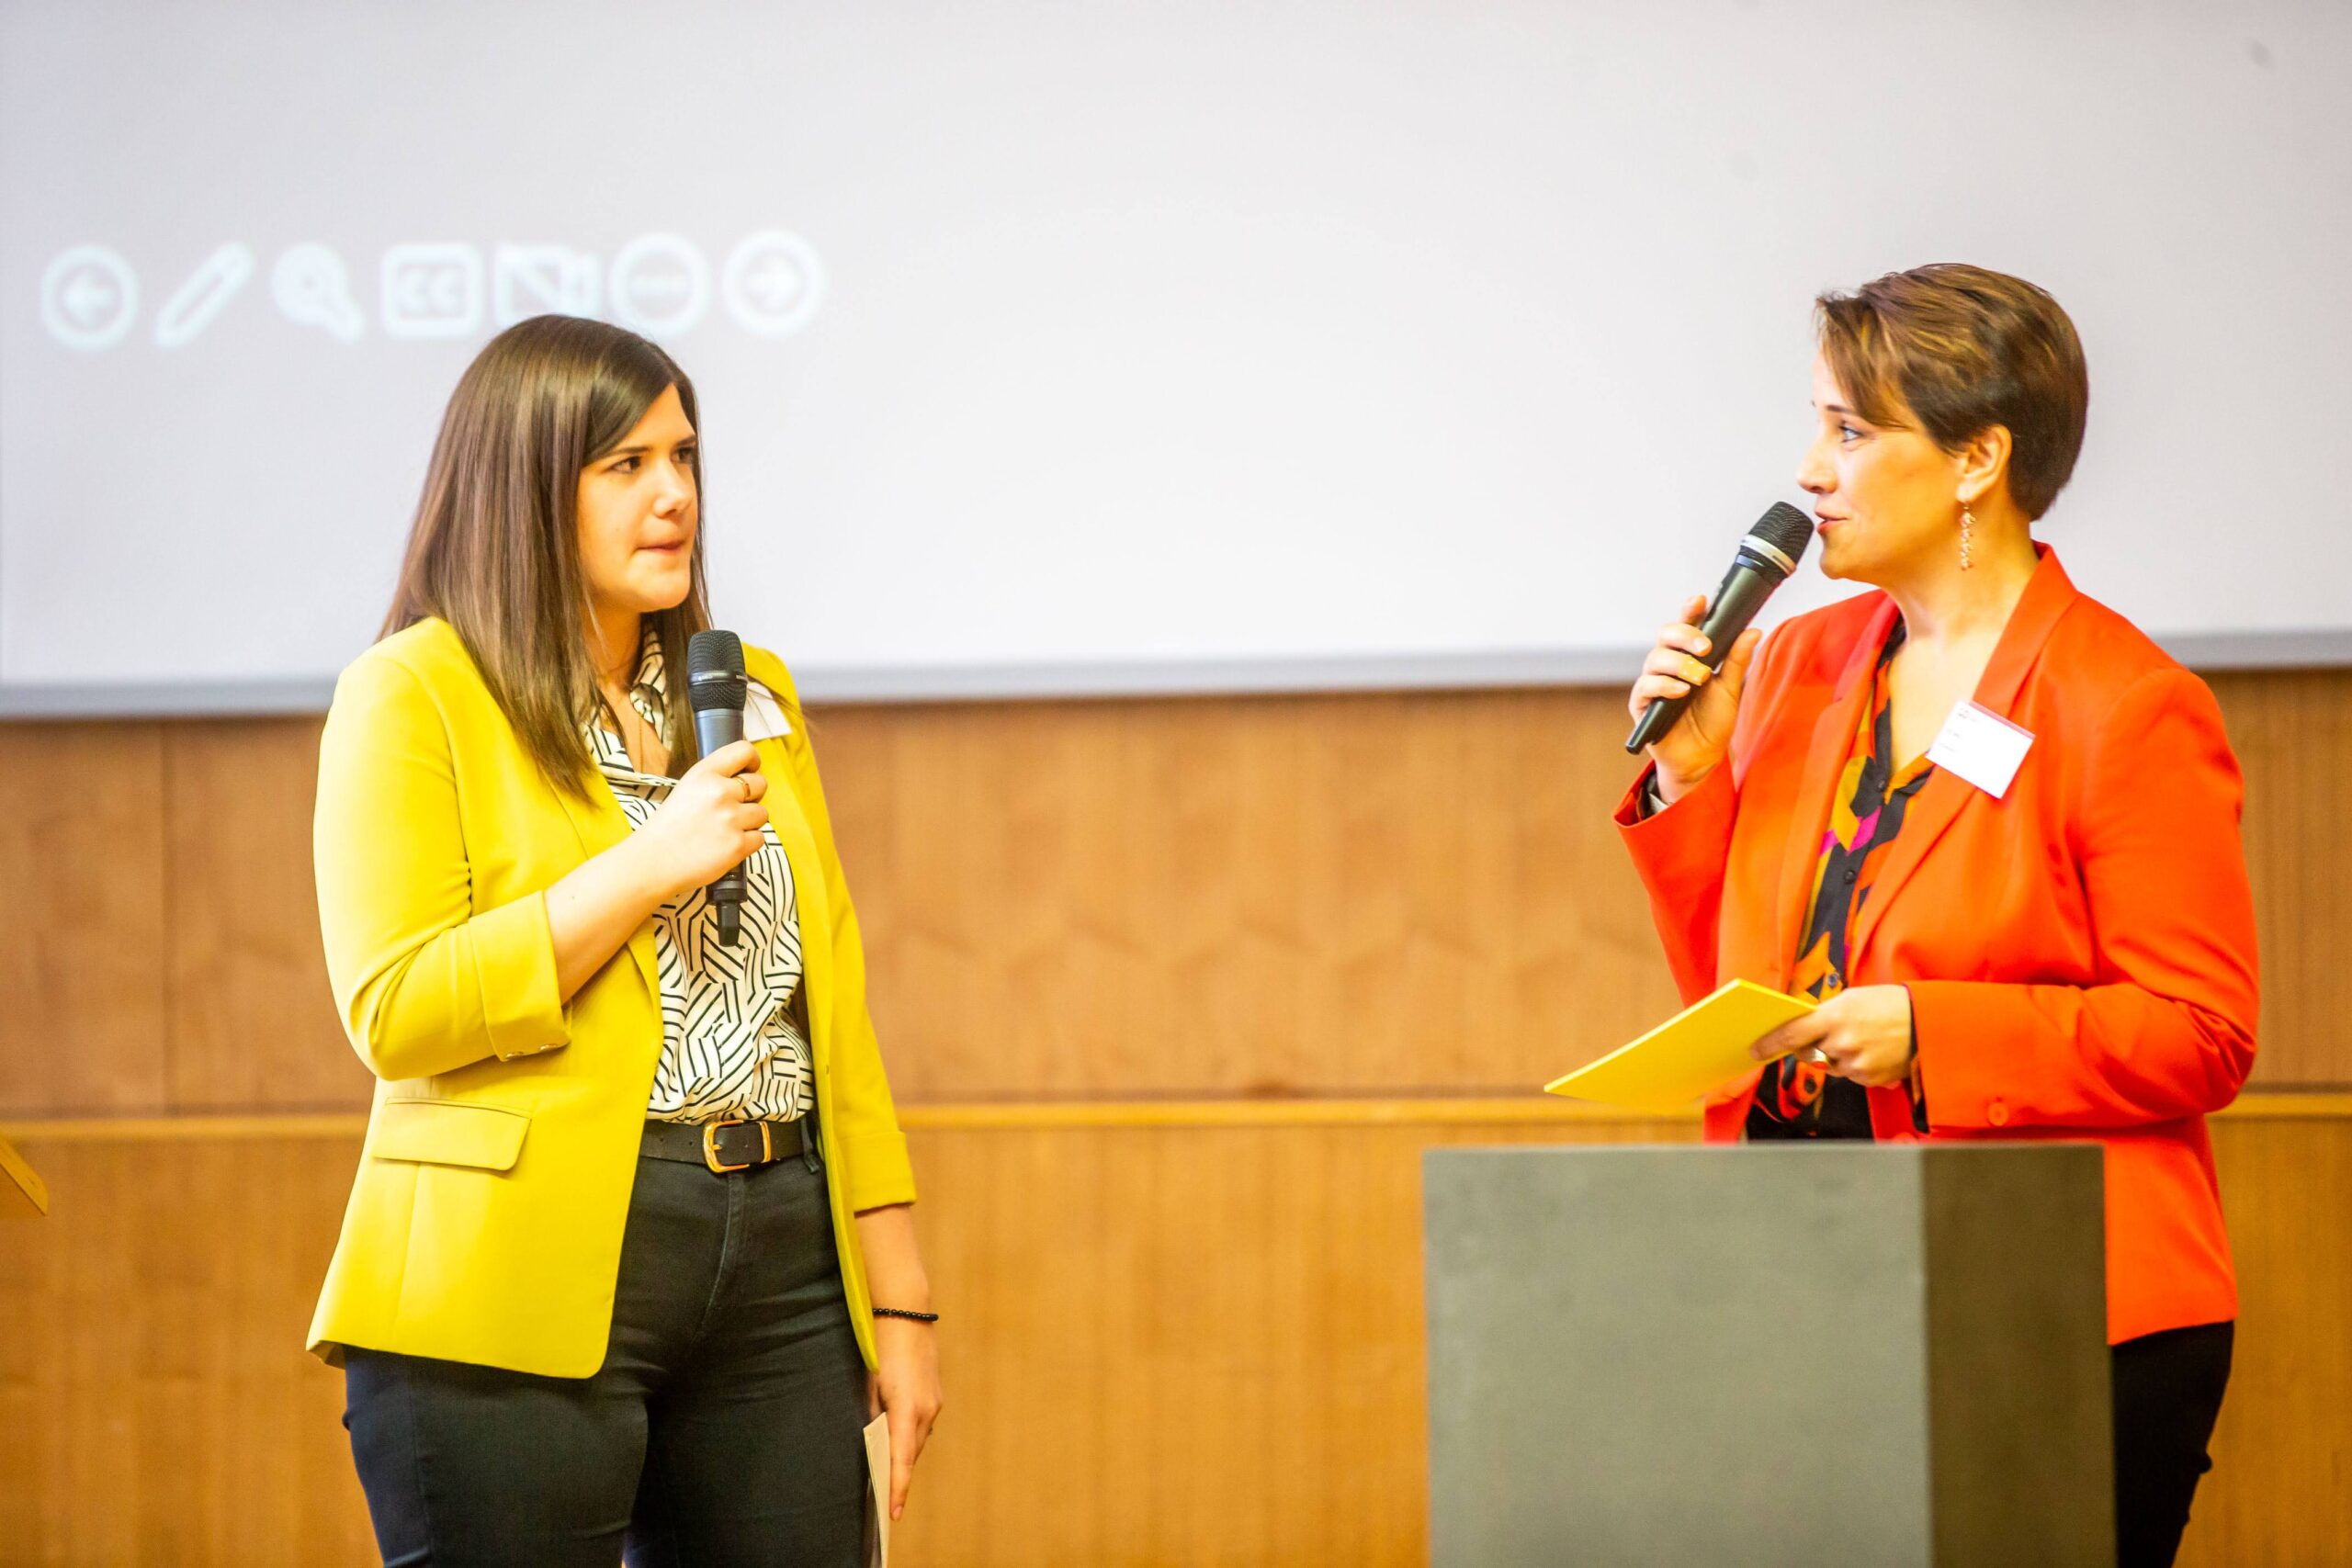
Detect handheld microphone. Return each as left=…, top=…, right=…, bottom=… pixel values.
left=687, top=629, right=750, bottom=945
left=1623, top=502, right=1815, bottom=755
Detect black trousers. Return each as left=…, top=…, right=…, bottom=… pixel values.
left=2113, top=1320, right=2233, bottom=1568
left=342, top=1146, right=869, bottom=1568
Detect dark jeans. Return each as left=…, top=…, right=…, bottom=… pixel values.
left=343, top=1147, right=869, bottom=1568
left=2113, top=1320, right=2233, bottom=1568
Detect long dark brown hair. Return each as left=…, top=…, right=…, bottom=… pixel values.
left=384, top=315, right=712, bottom=798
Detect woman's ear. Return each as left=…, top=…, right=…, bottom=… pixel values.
left=1954, top=424, right=2013, bottom=510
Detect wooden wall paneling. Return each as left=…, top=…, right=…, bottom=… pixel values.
left=2179, top=1113, right=2352, bottom=1567
left=4, top=664, right=2350, bottom=1113
left=874, top=1114, right=1709, bottom=1568
left=0, top=722, right=169, bottom=1117
left=0, top=1133, right=374, bottom=1568
left=0, top=1113, right=1698, bottom=1568
left=161, top=718, right=368, bottom=1112
left=816, top=669, right=2352, bottom=1097
left=910, top=1102, right=1117, bottom=1562
left=2209, top=671, right=2352, bottom=1088
left=0, top=1108, right=2345, bottom=1567
left=812, top=688, right=1684, bottom=1101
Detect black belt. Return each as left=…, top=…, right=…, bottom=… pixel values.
left=640, top=1115, right=820, bottom=1175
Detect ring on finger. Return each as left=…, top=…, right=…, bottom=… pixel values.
left=1801, top=1045, right=1829, bottom=1065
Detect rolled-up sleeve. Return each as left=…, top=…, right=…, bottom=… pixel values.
left=314, top=653, right=569, bottom=1081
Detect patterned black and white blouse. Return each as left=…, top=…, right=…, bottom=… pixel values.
left=585, top=632, right=816, bottom=1124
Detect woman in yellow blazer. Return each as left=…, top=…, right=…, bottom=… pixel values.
left=310, top=315, right=939, bottom=1567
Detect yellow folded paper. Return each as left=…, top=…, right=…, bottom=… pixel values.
left=1, top=1132, right=50, bottom=1217
left=1545, top=978, right=1813, bottom=1114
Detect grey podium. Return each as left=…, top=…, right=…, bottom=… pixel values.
left=1424, top=1143, right=2112, bottom=1567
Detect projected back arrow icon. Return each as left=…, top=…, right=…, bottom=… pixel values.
left=63, top=274, right=117, bottom=323
left=40, top=245, right=140, bottom=350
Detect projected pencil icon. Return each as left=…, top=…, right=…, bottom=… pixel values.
left=154, top=243, right=256, bottom=349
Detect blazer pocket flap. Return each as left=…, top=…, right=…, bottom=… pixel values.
left=371, top=1100, right=530, bottom=1171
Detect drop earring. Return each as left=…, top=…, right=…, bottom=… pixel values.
left=1959, top=505, right=1975, bottom=571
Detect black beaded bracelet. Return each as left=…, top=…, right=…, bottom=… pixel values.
left=873, top=1306, right=940, bottom=1324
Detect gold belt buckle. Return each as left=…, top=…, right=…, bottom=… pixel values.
left=702, top=1118, right=772, bottom=1174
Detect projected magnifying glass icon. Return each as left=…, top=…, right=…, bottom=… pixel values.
left=272, top=243, right=366, bottom=341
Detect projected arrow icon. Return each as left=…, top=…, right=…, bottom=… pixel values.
left=40, top=245, right=140, bottom=350
left=722, top=231, right=825, bottom=337
left=63, top=274, right=116, bottom=322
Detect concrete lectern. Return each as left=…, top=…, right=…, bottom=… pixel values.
left=1425, top=1143, right=2111, bottom=1567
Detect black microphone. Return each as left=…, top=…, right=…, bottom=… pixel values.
left=687, top=629, right=750, bottom=946
left=1623, top=502, right=1815, bottom=756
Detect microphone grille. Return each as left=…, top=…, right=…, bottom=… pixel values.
left=1749, top=502, right=1815, bottom=568
left=686, top=628, right=747, bottom=712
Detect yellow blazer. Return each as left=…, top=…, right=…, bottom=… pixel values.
left=307, top=617, right=915, bottom=1378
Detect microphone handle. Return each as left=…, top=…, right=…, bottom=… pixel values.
left=1623, top=558, right=1781, bottom=755
left=694, top=706, right=750, bottom=943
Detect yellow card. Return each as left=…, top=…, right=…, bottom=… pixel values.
left=0, top=1133, right=51, bottom=1217
left=1544, top=978, right=1813, bottom=1114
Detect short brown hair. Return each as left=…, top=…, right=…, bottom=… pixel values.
left=1815, top=264, right=2089, bottom=520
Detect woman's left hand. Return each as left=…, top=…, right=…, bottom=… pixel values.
left=868, top=1316, right=942, bottom=1521
left=1749, top=985, right=1916, bottom=1088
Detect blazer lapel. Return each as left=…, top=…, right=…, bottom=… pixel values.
left=758, top=738, right=834, bottom=1072
left=1771, top=596, right=1900, bottom=987
left=1847, top=547, right=2081, bottom=970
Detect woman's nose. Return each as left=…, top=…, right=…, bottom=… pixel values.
left=1795, top=438, right=1835, bottom=496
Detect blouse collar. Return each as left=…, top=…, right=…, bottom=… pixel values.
left=584, top=626, right=672, bottom=779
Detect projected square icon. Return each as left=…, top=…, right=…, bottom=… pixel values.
left=383, top=244, right=485, bottom=338
left=494, top=244, right=600, bottom=326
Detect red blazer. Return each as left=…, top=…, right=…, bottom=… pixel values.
left=1616, top=548, right=2257, bottom=1344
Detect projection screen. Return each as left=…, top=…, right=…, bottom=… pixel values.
left=3, top=0, right=2346, bottom=714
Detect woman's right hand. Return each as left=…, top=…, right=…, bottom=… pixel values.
left=634, top=739, right=771, bottom=899
left=1628, top=595, right=1762, bottom=804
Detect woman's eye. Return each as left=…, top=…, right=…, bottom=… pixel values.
left=612, top=456, right=640, bottom=474
left=1838, top=423, right=1863, bottom=444
left=675, top=446, right=697, bottom=466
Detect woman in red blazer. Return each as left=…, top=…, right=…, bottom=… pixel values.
left=1621, top=265, right=2256, bottom=1568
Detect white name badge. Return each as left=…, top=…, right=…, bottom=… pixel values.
left=1926, top=699, right=2034, bottom=799
left=744, top=681, right=794, bottom=742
